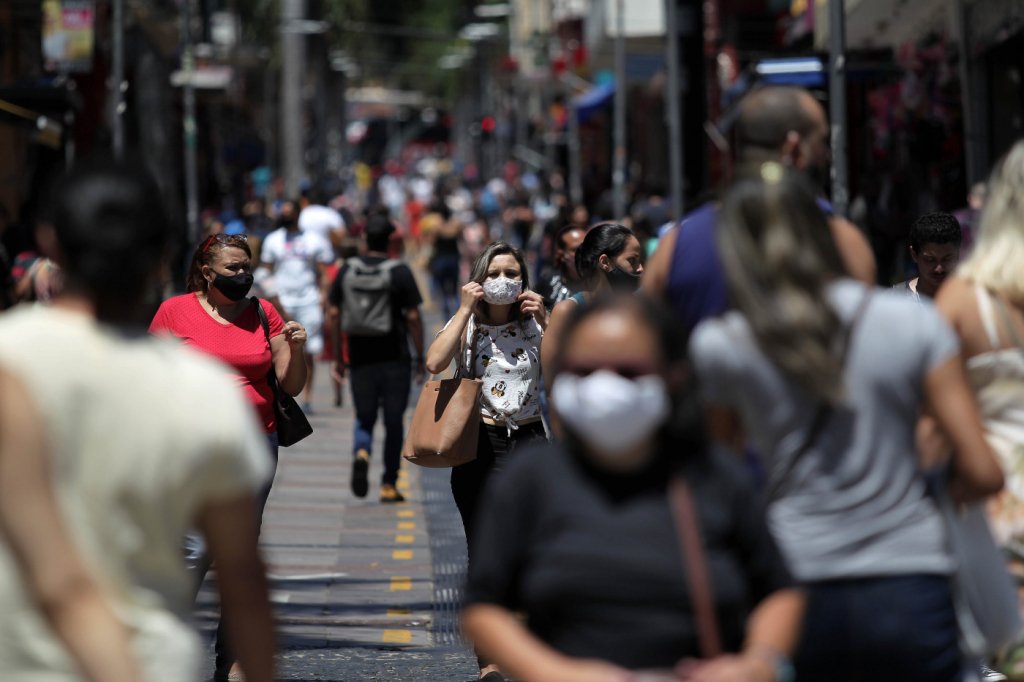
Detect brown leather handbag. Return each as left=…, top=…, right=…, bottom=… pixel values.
left=402, top=318, right=481, bottom=468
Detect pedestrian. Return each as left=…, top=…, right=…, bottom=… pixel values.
left=0, top=368, right=142, bottom=682
left=428, top=199, right=462, bottom=320
left=540, top=223, right=644, bottom=391
left=149, top=231, right=308, bottom=680
left=954, top=181, right=987, bottom=256
left=463, top=295, right=802, bottom=682
left=644, top=85, right=876, bottom=338
left=0, top=157, right=276, bottom=682
left=536, top=223, right=587, bottom=309
left=894, top=212, right=961, bottom=300
left=690, top=164, right=1003, bottom=682
left=424, top=242, right=548, bottom=681
left=260, top=199, right=335, bottom=412
left=327, top=214, right=426, bottom=503
left=932, top=141, right=1024, bottom=680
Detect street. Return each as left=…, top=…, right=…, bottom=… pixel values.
left=196, top=360, right=478, bottom=681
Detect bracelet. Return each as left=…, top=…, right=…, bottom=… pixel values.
left=745, top=646, right=794, bottom=682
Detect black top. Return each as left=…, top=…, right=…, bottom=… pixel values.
left=328, top=256, right=423, bottom=366
left=464, top=442, right=792, bottom=670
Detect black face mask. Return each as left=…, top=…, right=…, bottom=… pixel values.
left=605, top=266, right=641, bottom=293
left=211, top=272, right=254, bottom=301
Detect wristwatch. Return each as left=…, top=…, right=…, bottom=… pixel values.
left=748, top=647, right=794, bottom=682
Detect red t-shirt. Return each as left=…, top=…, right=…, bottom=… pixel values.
left=149, top=294, right=285, bottom=432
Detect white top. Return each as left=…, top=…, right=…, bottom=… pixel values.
left=298, top=204, right=344, bottom=238
left=967, top=283, right=1024, bottom=545
left=0, top=306, right=272, bottom=682
left=260, top=227, right=334, bottom=308
left=445, top=315, right=543, bottom=428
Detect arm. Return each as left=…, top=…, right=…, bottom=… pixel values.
left=828, top=216, right=876, bottom=285
left=686, top=589, right=804, bottom=682
left=406, top=306, right=426, bottom=383
left=0, top=370, right=142, bottom=682
left=924, top=355, right=1004, bottom=502
left=541, top=300, right=575, bottom=391
left=462, top=604, right=632, bottom=682
left=425, top=282, right=483, bottom=375
left=196, top=496, right=274, bottom=682
left=271, top=328, right=307, bottom=396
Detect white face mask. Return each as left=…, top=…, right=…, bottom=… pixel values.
left=483, top=277, right=523, bottom=305
left=551, top=370, right=670, bottom=462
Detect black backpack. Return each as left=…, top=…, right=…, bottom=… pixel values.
left=340, top=257, right=401, bottom=336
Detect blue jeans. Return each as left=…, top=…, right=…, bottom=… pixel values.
left=350, top=360, right=411, bottom=486
left=795, top=574, right=963, bottom=682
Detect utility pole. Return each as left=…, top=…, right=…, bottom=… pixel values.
left=182, top=0, right=200, bottom=244
left=280, top=0, right=307, bottom=198
left=612, top=0, right=627, bottom=220
left=828, top=0, right=849, bottom=217
left=111, top=0, right=125, bottom=157
left=664, top=0, right=684, bottom=221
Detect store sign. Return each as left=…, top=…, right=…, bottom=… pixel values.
left=42, top=0, right=95, bottom=73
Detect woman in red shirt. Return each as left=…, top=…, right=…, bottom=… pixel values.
left=149, top=232, right=307, bottom=681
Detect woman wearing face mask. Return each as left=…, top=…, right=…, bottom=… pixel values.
left=425, top=241, right=548, bottom=682
left=541, top=223, right=643, bottom=391
left=149, top=233, right=307, bottom=680
left=462, top=295, right=803, bottom=682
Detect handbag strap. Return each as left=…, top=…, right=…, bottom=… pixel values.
left=767, top=286, right=874, bottom=501
left=455, top=315, right=478, bottom=380
left=250, top=297, right=284, bottom=398
left=668, top=477, right=722, bottom=660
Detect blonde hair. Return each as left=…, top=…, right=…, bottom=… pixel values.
left=959, top=141, right=1024, bottom=299
left=718, top=163, right=847, bottom=404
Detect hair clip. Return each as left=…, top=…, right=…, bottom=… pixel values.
left=760, top=161, right=784, bottom=184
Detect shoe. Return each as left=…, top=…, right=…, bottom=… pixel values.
left=212, top=663, right=245, bottom=681
left=379, top=483, right=406, bottom=503
left=480, top=672, right=506, bottom=682
left=351, top=450, right=370, bottom=498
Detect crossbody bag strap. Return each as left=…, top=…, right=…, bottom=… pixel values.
left=668, top=477, right=722, bottom=660
left=767, top=287, right=874, bottom=501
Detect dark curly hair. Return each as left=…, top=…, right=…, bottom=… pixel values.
left=909, top=212, right=962, bottom=252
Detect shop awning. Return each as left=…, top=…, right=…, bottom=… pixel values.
left=572, top=81, right=615, bottom=123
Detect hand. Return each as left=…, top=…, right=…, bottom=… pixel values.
left=331, top=360, right=347, bottom=382
left=459, top=282, right=485, bottom=313
left=415, top=359, right=427, bottom=385
left=283, top=321, right=307, bottom=349
left=518, top=290, right=548, bottom=330
left=551, top=658, right=637, bottom=682
left=676, top=654, right=775, bottom=682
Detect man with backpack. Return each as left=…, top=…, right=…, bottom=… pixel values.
left=328, top=214, right=425, bottom=502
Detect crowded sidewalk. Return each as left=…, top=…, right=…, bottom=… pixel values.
left=195, top=358, right=477, bottom=681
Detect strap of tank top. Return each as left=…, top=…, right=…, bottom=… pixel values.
left=975, top=283, right=1002, bottom=350
left=991, top=293, right=1024, bottom=354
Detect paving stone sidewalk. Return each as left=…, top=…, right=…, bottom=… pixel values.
left=196, top=361, right=477, bottom=681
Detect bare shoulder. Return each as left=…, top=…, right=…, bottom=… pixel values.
left=642, top=227, right=679, bottom=298
left=828, top=216, right=876, bottom=285
left=934, top=275, right=975, bottom=324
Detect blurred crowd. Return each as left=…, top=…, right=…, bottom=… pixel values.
left=1, top=84, right=1023, bottom=682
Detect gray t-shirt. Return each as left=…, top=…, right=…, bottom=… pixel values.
left=690, top=279, right=959, bottom=582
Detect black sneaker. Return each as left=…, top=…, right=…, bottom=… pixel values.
left=351, top=449, right=370, bottom=498
left=379, top=484, right=406, bottom=503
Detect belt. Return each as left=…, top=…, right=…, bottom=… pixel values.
left=481, top=415, right=543, bottom=427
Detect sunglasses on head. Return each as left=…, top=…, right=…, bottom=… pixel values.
left=201, top=233, right=248, bottom=253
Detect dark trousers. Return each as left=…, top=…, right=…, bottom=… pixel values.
left=451, top=422, right=547, bottom=560
left=350, top=360, right=412, bottom=486
left=431, top=254, right=460, bottom=320
left=795, top=574, right=963, bottom=682
left=211, top=432, right=279, bottom=674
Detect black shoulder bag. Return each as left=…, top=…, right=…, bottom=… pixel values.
left=252, top=298, right=313, bottom=447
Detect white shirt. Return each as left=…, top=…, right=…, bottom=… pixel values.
left=260, top=227, right=334, bottom=308
left=298, top=204, right=344, bottom=239
left=0, top=306, right=272, bottom=682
